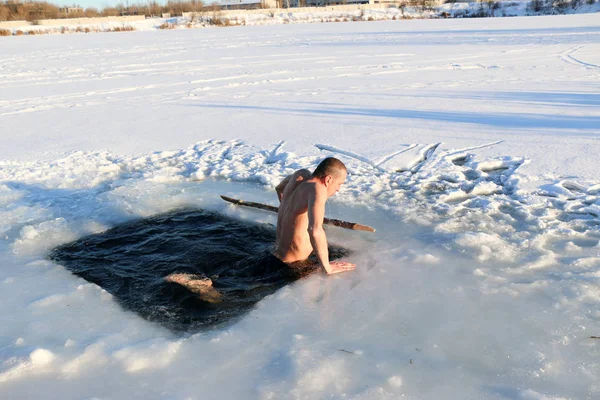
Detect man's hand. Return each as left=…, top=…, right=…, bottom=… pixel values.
left=326, top=261, right=356, bottom=275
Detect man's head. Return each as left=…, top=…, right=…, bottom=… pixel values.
left=313, top=157, right=347, bottom=197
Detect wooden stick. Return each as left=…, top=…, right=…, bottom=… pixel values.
left=220, top=195, right=375, bottom=232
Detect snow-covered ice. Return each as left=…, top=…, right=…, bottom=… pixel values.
left=1, top=14, right=599, bottom=399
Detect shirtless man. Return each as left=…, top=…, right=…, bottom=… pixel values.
left=165, top=157, right=354, bottom=298
left=273, top=157, right=356, bottom=275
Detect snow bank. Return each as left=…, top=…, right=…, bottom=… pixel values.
left=1, top=139, right=598, bottom=398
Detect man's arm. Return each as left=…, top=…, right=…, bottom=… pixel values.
left=307, top=186, right=355, bottom=275
left=307, top=186, right=331, bottom=273
left=276, top=169, right=311, bottom=202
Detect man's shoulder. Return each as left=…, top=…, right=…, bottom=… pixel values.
left=301, top=179, right=326, bottom=199
left=294, top=179, right=320, bottom=197
left=294, top=169, right=312, bottom=179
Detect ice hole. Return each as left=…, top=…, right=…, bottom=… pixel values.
left=48, top=207, right=349, bottom=332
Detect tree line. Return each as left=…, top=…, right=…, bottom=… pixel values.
left=0, top=0, right=214, bottom=21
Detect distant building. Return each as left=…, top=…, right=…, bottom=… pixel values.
left=219, top=0, right=275, bottom=9
left=185, top=0, right=382, bottom=10
left=303, top=0, right=369, bottom=5
left=59, top=7, right=84, bottom=14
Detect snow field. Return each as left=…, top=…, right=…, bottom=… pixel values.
left=1, top=14, right=600, bottom=399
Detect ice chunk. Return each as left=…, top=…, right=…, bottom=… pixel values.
left=30, top=349, right=55, bottom=367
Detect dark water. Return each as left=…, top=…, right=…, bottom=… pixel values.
left=48, top=208, right=348, bottom=332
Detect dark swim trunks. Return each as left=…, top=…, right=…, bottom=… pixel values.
left=264, top=254, right=320, bottom=280
left=264, top=253, right=290, bottom=272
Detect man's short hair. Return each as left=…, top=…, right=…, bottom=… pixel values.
left=313, top=157, right=347, bottom=179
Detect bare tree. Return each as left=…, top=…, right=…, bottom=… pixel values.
left=0, top=4, right=9, bottom=20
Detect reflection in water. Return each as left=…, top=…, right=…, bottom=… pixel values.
left=48, top=208, right=349, bottom=332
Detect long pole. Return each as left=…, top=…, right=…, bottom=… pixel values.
left=220, top=195, right=375, bottom=232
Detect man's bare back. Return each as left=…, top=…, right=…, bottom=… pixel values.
left=274, top=158, right=356, bottom=275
